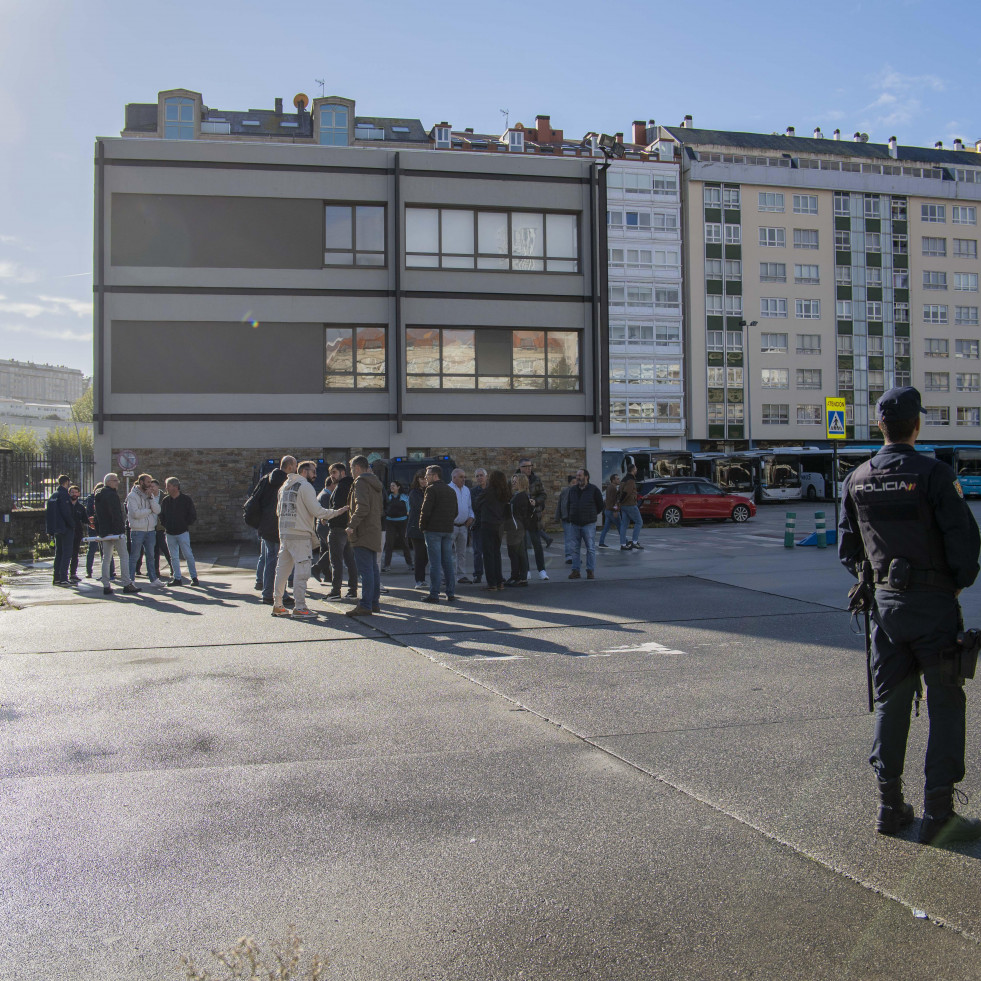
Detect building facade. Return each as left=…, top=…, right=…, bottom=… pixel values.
left=654, top=122, right=981, bottom=444
left=0, top=359, right=89, bottom=405
left=94, top=136, right=604, bottom=539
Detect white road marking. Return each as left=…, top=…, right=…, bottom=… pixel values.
left=595, top=641, right=688, bottom=656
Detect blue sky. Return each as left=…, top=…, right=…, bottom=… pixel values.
left=0, top=0, right=977, bottom=376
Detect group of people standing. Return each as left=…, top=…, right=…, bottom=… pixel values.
left=44, top=472, right=200, bottom=595
left=247, top=455, right=615, bottom=619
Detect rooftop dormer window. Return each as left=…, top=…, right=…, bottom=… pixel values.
left=164, top=97, right=195, bottom=139
left=319, top=105, right=349, bottom=146
left=435, top=126, right=451, bottom=149
left=508, top=129, right=524, bottom=153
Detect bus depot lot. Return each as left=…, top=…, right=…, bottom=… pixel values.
left=4, top=523, right=981, bottom=980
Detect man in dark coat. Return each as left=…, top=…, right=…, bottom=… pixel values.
left=93, top=473, right=139, bottom=596
left=420, top=464, right=459, bottom=603
left=839, top=386, right=981, bottom=845
left=566, top=468, right=604, bottom=580
left=45, top=474, right=75, bottom=585
left=253, top=456, right=294, bottom=607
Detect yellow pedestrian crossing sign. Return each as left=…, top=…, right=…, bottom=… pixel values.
left=826, top=397, right=846, bottom=439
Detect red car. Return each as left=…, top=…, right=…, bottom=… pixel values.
left=638, top=480, right=756, bottom=525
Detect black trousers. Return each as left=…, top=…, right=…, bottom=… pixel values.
left=869, top=588, right=966, bottom=791
left=383, top=520, right=412, bottom=567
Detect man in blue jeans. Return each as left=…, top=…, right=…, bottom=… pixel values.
left=419, top=464, right=458, bottom=603
left=345, top=455, right=383, bottom=616
left=618, top=463, right=644, bottom=551
left=567, top=468, right=604, bottom=580
left=125, top=473, right=164, bottom=586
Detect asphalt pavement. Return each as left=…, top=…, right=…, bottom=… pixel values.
left=3, top=503, right=981, bottom=980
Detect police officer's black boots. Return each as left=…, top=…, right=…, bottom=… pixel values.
left=876, top=777, right=914, bottom=835
left=919, top=786, right=981, bottom=845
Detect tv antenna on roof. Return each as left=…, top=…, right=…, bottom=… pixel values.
left=315, top=78, right=326, bottom=97
left=500, top=108, right=509, bottom=129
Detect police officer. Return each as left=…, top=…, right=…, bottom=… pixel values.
left=839, top=386, right=981, bottom=845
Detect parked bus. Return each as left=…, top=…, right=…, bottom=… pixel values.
left=930, top=445, right=981, bottom=497
left=755, top=451, right=803, bottom=502
left=694, top=452, right=758, bottom=497
left=605, top=448, right=695, bottom=482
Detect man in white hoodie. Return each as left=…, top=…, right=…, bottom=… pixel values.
left=126, top=473, right=164, bottom=587
left=272, top=459, right=347, bottom=618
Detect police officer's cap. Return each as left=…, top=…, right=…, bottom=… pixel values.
left=876, top=386, right=927, bottom=421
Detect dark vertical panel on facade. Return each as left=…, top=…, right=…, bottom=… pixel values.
left=95, top=140, right=106, bottom=434
left=598, top=166, right=610, bottom=436
left=394, top=153, right=403, bottom=433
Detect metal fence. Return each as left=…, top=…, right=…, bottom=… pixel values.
left=10, top=453, right=96, bottom=508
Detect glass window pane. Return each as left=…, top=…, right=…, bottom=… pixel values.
left=325, top=252, right=353, bottom=265
left=443, top=375, right=476, bottom=389
left=406, top=254, right=439, bottom=268
left=325, top=207, right=352, bottom=250
left=355, top=206, right=384, bottom=252
left=478, top=212, right=508, bottom=255
left=546, top=259, right=578, bottom=272
left=355, top=253, right=384, bottom=266
left=443, top=329, right=476, bottom=375
left=477, top=256, right=509, bottom=270
left=512, top=331, right=545, bottom=376
left=406, top=209, right=439, bottom=253
left=478, top=376, right=511, bottom=390
left=546, top=214, right=577, bottom=258
left=441, top=255, right=475, bottom=269
left=512, top=213, right=544, bottom=257
left=355, top=327, right=385, bottom=377
left=547, top=331, right=579, bottom=379
left=441, top=210, right=474, bottom=255
left=325, top=328, right=354, bottom=386
left=406, top=328, right=439, bottom=375
left=407, top=374, right=439, bottom=389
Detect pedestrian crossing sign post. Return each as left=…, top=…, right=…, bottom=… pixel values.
left=825, top=397, right=846, bottom=440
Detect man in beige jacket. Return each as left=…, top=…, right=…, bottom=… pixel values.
left=272, top=459, right=347, bottom=618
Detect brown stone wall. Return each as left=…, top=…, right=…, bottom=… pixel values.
left=111, top=444, right=588, bottom=542
left=112, top=447, right=323, bottom=543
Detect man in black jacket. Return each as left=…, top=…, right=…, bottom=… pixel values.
left=420, top=465, right=459, bottom=603
left=325, top=461, right=359, bottom=600
left=93, top=474, right=139, bottom=596
left=160, top=477, right=200, bottom=586
left=253, top=457, right=295, bottom=606
left=45, top=474, right=75, bottom=585
left=840, top=387, right=981, bottom=845
left=518, top=457, right=551, bottom=580
left=567, top=469, right=604, bottom=580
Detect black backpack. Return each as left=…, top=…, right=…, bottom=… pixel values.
left=387, top=496, right=408, bottom=519
left=242, top=479, right=265, bottom=529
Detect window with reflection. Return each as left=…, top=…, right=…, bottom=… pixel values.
left=324, top=327, right=386, bottom=389
left=324, top=205, right=385, bottom=266
left=405, top=208, right=579, bottom=272
left=319, top=105, right=349, bottom=145
left=164, top=97, right=195, bottom=140
left=406, top=328, right=580, bottom=390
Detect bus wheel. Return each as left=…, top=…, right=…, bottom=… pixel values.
left=806, top=485, right=817, bottom=500
left=731, top=504, right=751, bottom=523
left=662, top=506, right=683, bottom=526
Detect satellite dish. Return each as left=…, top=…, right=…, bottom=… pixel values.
left=860, top=133, right=869, bottom=143
left=293, top=93, right=309, bottom=111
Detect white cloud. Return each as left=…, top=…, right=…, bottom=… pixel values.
left=37, top=295, right=93, bottom=317
left=0, top=260, right=40, bottom=284
left=0, top=299, right=47, bottom=318
left=0, top=322, right=92, bottom=343
left=875, top=67, right=945, bottom=93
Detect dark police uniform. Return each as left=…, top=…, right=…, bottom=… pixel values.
left=839, top=386, right=981, bottom=843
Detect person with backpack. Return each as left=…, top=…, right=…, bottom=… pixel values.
left=618, top=463, right=644, bottom=551
left=382, top=480, right=412, bottom=572
left=244, top=456, right=296, bottom=608
left=45, top=474, right=75, bottom=586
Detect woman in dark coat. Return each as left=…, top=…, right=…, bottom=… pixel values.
left=406, top=469, right=429, bottom=588
left=478, top=470, right=510, bottom=590
left=505, top=472, right=531, bottom=586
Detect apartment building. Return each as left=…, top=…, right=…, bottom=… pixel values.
left=94, top=134, right=603, bottom=538
left=122, top=88, right=431, bottom=149
left=0, top=359, right=89, bottom=405
left=654, top=121, right=981, bottom=444
left=430, top=115, right=685, bottom=450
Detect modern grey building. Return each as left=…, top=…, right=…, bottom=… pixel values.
left=94, top=137, right=605, bottom=538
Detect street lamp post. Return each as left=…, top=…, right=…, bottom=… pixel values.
left=739, top=320, right=758, bottom=449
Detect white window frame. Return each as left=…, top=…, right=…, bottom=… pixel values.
left=759, top=226, right=786, bottom=248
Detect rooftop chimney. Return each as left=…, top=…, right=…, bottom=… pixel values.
left=813, top=127, right=823, bottom=139
left=954, top=138, right=964, bottom=151
left=833, top=129, right=841, bottom=140
left=465, top=127, right=474, bottom=134
left=682, top=114, right=693, bottom=129
left=615, top=132, right=623, bottom=144
left=274, top=97, right=283, bottom=114
left=888, top=135, right=898, bottom=159
left=976, top=139, right=981, bottom=153
left=633, top=120, right=647, bottom=145
left=535, top=114, right=554, bottom=143
left=853, top=132, right=863, bottom=142
left=786, top=126, right=795, bottom=137
left=935, top=141, right=944, bottom=149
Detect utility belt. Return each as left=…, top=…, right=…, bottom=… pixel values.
left=872, top=558, right=956, bottom=593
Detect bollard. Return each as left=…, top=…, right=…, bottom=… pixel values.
left=815, top=511, right=826, bottom=549
left=784, top=512, right=796, bottom=548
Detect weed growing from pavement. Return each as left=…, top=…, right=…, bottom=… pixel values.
left=32, top=533, right=54, bottom=562
left=179, top=931, right=326, bottom=980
